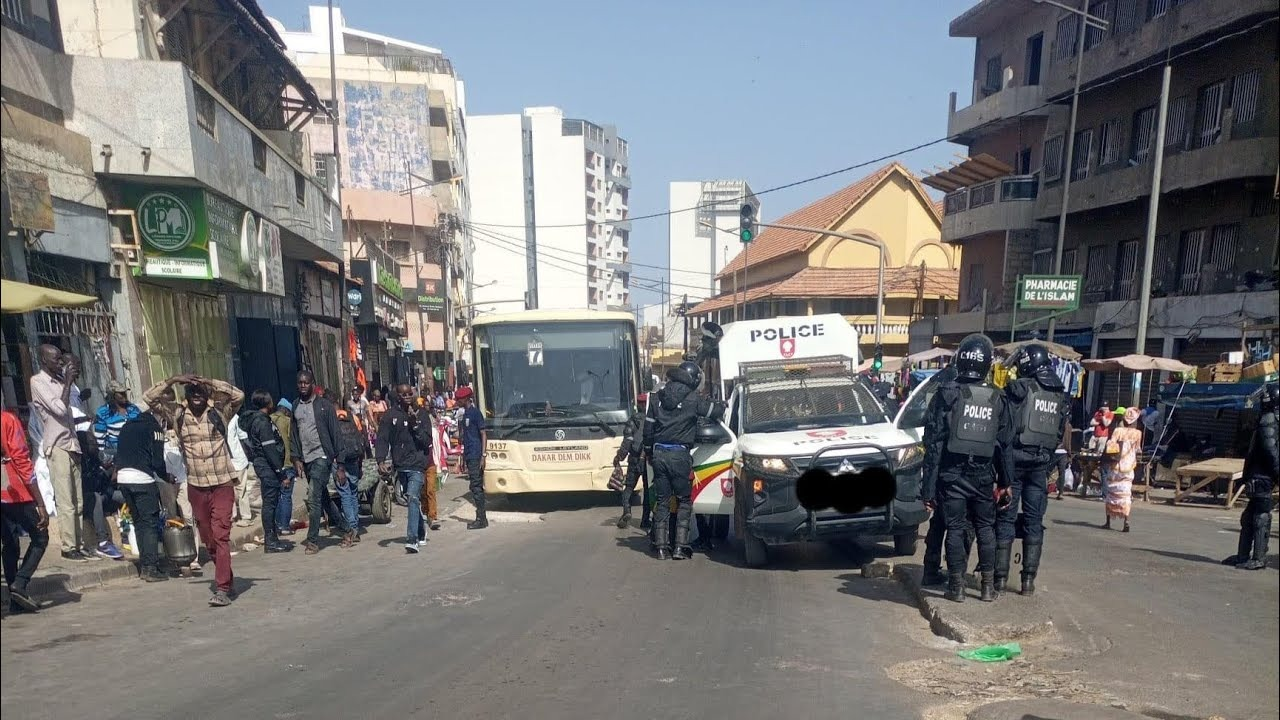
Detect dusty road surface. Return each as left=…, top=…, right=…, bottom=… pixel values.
left=1, top=487, right=1276, bottom=720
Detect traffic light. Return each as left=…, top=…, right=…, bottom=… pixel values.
left=739, top=203, right=756, bottom=244
left=871, top=348, right=884, bottom=373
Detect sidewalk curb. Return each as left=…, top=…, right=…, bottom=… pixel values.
left=18, top=523, right=263, bottom=598
left=890, top=564, right=1055, bottom=645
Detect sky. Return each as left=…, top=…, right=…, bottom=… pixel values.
left=261, top=0, right=978, bottom=310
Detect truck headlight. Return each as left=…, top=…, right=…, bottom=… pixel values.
left=893, top=444, right=925, bottom=471
left=742, top=455, right=790, bottom=474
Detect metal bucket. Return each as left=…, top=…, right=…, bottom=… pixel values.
left=162, top=524, right=198, bottom=566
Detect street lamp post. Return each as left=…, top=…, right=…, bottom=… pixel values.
left=1036, top=0, right=1109, bottom=342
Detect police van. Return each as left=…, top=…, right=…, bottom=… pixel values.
left=689, top=314, right=930, bottom=567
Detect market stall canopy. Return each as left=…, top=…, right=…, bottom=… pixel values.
left=996, top=340, right=1082, bottom=361
left=1, top=279, right=98, bottom=313
left=1083, top=355, right=1194, bottom=374
left=906, top=347, right=954, bottom=364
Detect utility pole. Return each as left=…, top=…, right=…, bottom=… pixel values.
left=404, top=160, right=428, bottom=387
left=1044, top=0, right=1108, bottom=342
left=1132, top=61, right=1173, bottom=407
left=326, top=0, right=350, bottom=384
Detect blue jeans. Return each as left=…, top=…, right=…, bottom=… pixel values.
left=398, top=470, right=425, bottom=544
left=304, top=458, right=348, bottom=544
left=277, top=467, right=296, bottom=532
left=337, top=459, right=363, bottom=533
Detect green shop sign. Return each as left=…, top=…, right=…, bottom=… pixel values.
left=377, top=265, right=403, bottom=300
left=127, top=185, right=259, bottom=290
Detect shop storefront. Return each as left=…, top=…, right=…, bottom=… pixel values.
left=123, top=184, right=271, bottom=386
left=351, top=244, right=408, bottom=392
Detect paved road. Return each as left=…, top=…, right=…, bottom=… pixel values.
left=0, top=490, right=947, bottom=720
left=1, top=486, right=1275, bottom=720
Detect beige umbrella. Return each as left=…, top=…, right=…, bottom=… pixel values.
left=996, top=340, right=1082, bottom=362
left=1081, top=355, right=1195, bottom=374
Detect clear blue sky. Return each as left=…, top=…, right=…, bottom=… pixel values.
left=262, top=0, right=977, bottom=308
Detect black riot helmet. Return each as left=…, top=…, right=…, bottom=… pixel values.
left=953, top=334, right=995, bottom=382
left=1261, top=382, right=1279, bottom=412
left=678, top=360, right=703, bottom=389
left=1016, top=343, right=1052, bottom=377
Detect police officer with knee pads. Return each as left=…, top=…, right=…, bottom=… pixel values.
left=920, top=365, right=974, bottom=586
left=643, top=360, right=724, bottom=560
left=1224, top=382, right=1278, bottom=570
left=921, top=334, right=1016, bottom=602
left=997, top=343, right=1069, bottom=596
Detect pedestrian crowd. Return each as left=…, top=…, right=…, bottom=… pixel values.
left=1, top=344, right=490, bottom=612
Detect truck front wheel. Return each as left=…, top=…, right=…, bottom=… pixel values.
left=893, top=528, right=920, bottom=556
left=742, top=530, right=768, bottom=567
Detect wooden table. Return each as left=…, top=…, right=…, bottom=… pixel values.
left=1173, top=458, right=1245, bottom=508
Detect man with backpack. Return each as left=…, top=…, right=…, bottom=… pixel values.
left=241, top=390, right=292, bottom=553
left=144, top=374, right=244, bottom=607
left=333, top=407, right=368, bottom=542
left=289, top=370, right=353, bottom=554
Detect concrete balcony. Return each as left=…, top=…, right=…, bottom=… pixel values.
left=846, top=315, right=912, bottom=346
left=609, top=219, right=632, bottom=232
left=1094, top=290, right=1279, bottom=342
left=1043, top=0, right=1277, bottom=100
left=63, top=56, right=340, bottom=261
left=948, top=86, right=1056, bottom=143
left=941, top=175, right=1041, bottom=242
left=936, top=310, right=986, bottom=337
left=1036, top=136, right=1279, bottom=219
left=607, top=257, right=632, bottom=274
left=610, top=172, right=632, bottom=189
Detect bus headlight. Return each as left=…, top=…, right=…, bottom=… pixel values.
left=893, top=444, right=925, bottom=472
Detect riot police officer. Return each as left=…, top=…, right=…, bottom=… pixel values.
left=612, top=393, right=650, bottom=529
left=1223, top=382, right=1277, bottom=570
left=642, top=361, right=724, bottom=560
left=921, top=334, right=1016, bottom=602
left=997, top=343, right=1069, bottom=595
left=920, top=365, right=973, bottom=586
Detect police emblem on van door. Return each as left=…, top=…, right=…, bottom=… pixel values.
left=554, top=429, right=566, bottom=441
left=780, top=337, right=796, bottom=358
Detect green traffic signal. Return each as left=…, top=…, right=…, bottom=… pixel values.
left=740, top=229, right=753, bottom=242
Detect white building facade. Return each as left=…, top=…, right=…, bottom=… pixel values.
left=667, top=180, right=757, bottom=307
left=469, top=107, right=632, bottom=313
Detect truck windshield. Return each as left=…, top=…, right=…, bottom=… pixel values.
left=476, top=320, right=636, bottom=428
left=742, top=377, right=888, bottom=433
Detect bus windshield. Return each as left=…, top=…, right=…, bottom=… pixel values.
left=476, top=320, right=637, bottom=428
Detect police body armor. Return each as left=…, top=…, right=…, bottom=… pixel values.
left=1017, top=386, right=1064, bottom=451
left=946, top=384, right=999, bottom=457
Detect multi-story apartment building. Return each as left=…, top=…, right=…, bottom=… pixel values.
left=668, top=180, right=758, bottom=304
left=469, top=107, right=632, bottom=313
left=2, top=0, right=343, bottom=402
left=929, top=0, right=1278, bottom=446
left=275, top=5, right=472, bottom=390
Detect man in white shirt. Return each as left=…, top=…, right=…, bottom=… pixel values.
left=226, top=412, right=257, bottom=528
left=28, top=345, right=93, bottom=561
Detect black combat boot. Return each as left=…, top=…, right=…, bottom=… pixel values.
left=617, top=510, right=632, bottom=529
left=656, top=546, right=672, bottom=560
left=921, top=565, right=947, bottom=586
left=672, top=523, right=691, bottom=560
left=944, top=573, right=965, bottom=603
left=980, top=572, right=996, bottom=602
left=467, top=495, right=489, bottom=530
left=993, top=543, right=1012, bottom=594
left=1021, top=542, right=1042, bottom=595
left=1238, top=512, right=1271, bottom=570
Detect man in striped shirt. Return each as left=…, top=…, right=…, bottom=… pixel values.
left=93, top=380, right=140, bottom=461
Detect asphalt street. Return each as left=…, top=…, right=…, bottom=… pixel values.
left=1, top=484, right=1276, bottom=720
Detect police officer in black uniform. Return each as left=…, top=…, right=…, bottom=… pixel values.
left=612, top=393, right=650, bottom=530
left=921, top=334, right=1016, bottom=602
left=642, top=361, right=724, bottom=560
left=920, top=365, right=973, bottom=586
left=1223, top=382, right=1277, bottom=570
left=996, top=343, right=1069, bottom=595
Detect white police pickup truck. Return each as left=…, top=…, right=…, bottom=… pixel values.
left=687, top=315, right=931, bottom=567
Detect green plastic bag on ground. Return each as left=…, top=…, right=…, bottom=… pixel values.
left=957, top=643, right=1022, bottom=662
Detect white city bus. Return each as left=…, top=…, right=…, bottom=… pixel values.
left=470, top=310, right=642, bottom=495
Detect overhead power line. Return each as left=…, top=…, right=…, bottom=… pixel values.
left=463, top=15, right=1279, bottom=232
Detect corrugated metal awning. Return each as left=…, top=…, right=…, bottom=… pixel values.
left=920, top=153, right=1014, bottom=192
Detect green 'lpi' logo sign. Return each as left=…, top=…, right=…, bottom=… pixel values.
left=138, top=192, right=194, bottom=252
